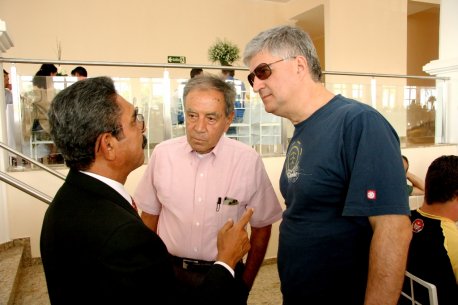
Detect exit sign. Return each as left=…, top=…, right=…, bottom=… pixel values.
left=167, top=56, right=186, bottom=64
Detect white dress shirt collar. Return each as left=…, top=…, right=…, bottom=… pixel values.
left=80, top=171, right=132, bottom=205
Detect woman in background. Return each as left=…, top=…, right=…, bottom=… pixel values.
left=29, top=64, right=57, bottom=162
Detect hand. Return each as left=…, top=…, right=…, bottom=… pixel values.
left=216, top=208, right=253, bottom=269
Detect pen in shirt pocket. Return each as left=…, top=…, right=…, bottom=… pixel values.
left=216, top=196, right=239, bottom=212
left=216, top=197, right=221, bottom=212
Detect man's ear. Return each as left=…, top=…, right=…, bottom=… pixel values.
left=224, top=111, right=235, bottom=132
left=97, top=133, right=116, bottom=161
left=295, top=55, right=308, bottom=74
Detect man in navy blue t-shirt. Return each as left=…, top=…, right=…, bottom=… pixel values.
left=243, top=25, right=412, bottom=305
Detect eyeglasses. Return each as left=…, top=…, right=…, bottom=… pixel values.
left=133, top=107, right=145, bottom=132
left=111, top=107, right=145, bottom=137
left=247, top=57, right=295, bottom=87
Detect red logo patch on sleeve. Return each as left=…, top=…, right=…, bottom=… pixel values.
left=367, top=190, right=376, bottom=200
left=412, top=219, right=424, bottom=233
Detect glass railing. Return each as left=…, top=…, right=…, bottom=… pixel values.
left=5, top=73, right=284, bottom=169
left=1, top=60, right=449, bottom=171
left=323, top=72, right=446, bottom=147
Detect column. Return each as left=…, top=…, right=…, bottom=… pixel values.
left=423, top=0, right=458, bottom=144
left=0, top=19, right=14, bottom=244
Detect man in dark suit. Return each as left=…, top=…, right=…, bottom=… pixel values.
left=40, top=76, right=252, bottom=305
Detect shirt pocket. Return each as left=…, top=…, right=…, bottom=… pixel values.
left=217, top=199, right=240, bottom=229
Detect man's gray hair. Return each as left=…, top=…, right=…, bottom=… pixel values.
left=183, top=74, right=236, bottom=116
left=243, top=25, right=322, bottom=82
left=48, top=76, right=121, bottom=171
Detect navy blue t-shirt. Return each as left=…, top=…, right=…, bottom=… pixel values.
left=278, top=94, right=410, bottom=304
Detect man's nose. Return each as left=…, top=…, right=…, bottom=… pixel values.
left=252, top=77, right=264, bottom=92
left=194, top=117, right=207, bottom=131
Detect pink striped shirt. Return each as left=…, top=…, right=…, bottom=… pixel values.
left=134, top=136, right=282, bottom=261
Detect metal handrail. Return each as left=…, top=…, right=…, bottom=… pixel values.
left=0, top=57, right=248, bottom=72
left=0, top=141, right=64, bottom=205
left=0, top=171, right=52, bottom=205
left=0, top=57, right=450, bottom=80
left=323, top=70, right=449, bottom=80
left=0, top=141, right=66, bottom=180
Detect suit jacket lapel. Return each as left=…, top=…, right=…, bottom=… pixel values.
left=65, top=169, right=141, bottom=219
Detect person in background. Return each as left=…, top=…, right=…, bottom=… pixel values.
left=31, top=63, right=57, bottom=133
left=243, top=25, right=412, bottom=305
left=404, top=155, right=458, bottom=305
left=134, top=74, right=282, bottom=304
left=3, top=69, right=13, bottom=107
left=222, top=67, right=246, bottom=124
left=3, top=68, right=17, bottom=166
left=24, top=64, right=58, bottom=162
left=190, top=68, right=203, bottom=78
left=40, top=76, right=253, bottom=305
left=71, top=66, right=88, bottom=80
left=402, top=155, right=425, bottom=196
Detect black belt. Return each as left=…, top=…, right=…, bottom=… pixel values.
left=171, top=256, right=215, bottom=272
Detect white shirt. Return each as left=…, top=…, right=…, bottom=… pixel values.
left=80, top=171, right=134, bottom=208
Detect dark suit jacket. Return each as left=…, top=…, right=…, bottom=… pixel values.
left=40, top=169, right=236, bottom=304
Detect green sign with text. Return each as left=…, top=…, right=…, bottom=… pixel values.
left=167, top=56, right=186, bottom=64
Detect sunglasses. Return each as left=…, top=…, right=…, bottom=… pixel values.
left=247, top=57, right=295, bottom=87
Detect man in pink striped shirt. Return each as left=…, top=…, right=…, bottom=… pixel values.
left=135, top=74, right=282, bottom=304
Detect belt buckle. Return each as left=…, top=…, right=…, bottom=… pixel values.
left=182, top=259, right=199, bottom=270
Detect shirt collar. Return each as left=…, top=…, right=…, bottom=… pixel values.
left=184, top=135, right=226, bottom=163
left=80, top=170, right=132, bottom=205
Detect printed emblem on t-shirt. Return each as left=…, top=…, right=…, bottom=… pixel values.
left=367, top=190, right=376, bottom=200
left=412, top=218, right=424, bottom=233
left=286, top=140, right=303, bottom=183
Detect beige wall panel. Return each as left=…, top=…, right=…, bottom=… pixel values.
left=0, top=0, right=287, bottom=77
left=325, top=0, right=407, bottom=74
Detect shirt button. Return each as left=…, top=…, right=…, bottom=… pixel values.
left=197, top=197, right=202, bottom=202
left=196, top=222, right=200, bottom=226
left=193, top=247, right=198, bottom=252
left=200, top=173, right=204, bottom=177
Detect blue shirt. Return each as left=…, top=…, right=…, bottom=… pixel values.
left=278, top=94, right=410, bottom=304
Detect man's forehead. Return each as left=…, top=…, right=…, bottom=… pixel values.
left=249, top=51, right=275, bottom=68
left=116, top=95, right=135, bottom=113
left=186, top=106, right=221, bottom=115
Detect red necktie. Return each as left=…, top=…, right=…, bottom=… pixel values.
left=131, top=197, right=138, bottom=212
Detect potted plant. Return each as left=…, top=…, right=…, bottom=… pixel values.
left=208, top=38, right=240, bottom=66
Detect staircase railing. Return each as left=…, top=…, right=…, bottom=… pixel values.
left=0, top=171, right=52, bottom=204
left=0, top=141, right=65, bottom=205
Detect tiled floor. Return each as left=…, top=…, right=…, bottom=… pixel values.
left=248, top=262, right=282, bottom=305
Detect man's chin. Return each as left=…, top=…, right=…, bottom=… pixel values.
left=190, top=143, right=210, bottom=154
left=261, top=97, right=275, bottom=113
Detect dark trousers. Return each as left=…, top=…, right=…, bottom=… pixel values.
left=172, top=257, right=247, bottom=304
